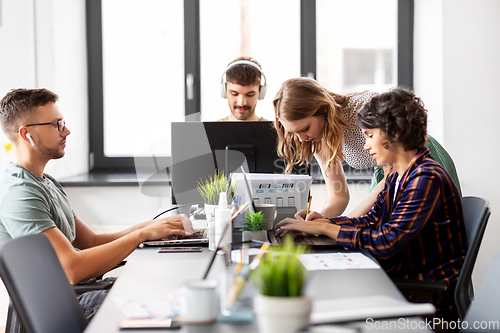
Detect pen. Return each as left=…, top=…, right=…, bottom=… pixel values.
left=249, top=242, right=270, bottom=270
left=306, top=195, right=312, bottom=217
left=232, top=202, right=249, bottom=221
left=233, top=246, right=249, bottom=277
left=226, top=242, right=270, bottom=305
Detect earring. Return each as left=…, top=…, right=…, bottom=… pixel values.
left=324, top=115, right=327, bottom=120
left=383, top=142, right=391, bottom=150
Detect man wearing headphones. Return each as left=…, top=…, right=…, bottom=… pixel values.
left=219, top=57, right=268, bottom=121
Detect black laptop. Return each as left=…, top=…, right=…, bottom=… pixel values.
left=268, top=230, right=342, bottom=248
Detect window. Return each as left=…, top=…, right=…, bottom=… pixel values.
left=316, top=0, right=398, bottom=93
left=199, top=0, right=301, bottom=122
left=343, top=49, right=394, bottom=92
left=101, top=0, right=184, bottom=158
left=87, top=0, right=413, bottom=172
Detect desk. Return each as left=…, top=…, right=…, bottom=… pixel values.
left=84, top=247, right=433, bottom=333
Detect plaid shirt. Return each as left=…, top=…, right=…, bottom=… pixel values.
left=331, top=147, right=466, bottom=315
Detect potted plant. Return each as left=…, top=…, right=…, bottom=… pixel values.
left=240, top=211, right=268, bottom=242
left=250, top=237, right=311, bottom=333
left=196, top=171, right=236, bottom=221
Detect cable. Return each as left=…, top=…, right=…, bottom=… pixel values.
left=152, top=203, right=198, bottom=220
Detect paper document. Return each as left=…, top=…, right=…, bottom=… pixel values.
left=311, top=295, right=435, bottom=324
left=298, top=252, right=380, bottom=270
left=111, top=293, right=175, bottom=319
left=231, top=248, right=268, bottom=264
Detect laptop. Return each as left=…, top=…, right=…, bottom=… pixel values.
left=142, top=228, right=208, bottom=246
left=238, top=169, right=342, bottom=249
left=269, top=205, right=341, bottom=248
left=268, top=230, right=342, bottom=248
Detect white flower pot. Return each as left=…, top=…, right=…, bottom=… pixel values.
left=254, top=294, right=312, bottom=333
left=242, top=230, right=268, bottom=243
left=205, top=203, right=236, bottom=223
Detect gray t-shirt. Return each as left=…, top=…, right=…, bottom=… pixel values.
left=0, top=163, right=76, bottom=245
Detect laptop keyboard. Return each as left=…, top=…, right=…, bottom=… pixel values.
left=168, top=230, right=206, bottom=240
left=275, top=233, right=314, bottom=245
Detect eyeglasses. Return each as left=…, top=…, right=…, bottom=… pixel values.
left=17, top=120, right=66, bottom=132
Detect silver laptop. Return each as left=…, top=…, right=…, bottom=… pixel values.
left=142, top=229, right=208, bottom=246
left=238, top=169, right=341, bottom=248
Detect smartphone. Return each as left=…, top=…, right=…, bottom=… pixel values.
left=157, top=247, right=202, bottom=253
left=119, top=318, right=181, bottom=330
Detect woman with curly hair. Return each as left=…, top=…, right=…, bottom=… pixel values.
left=276, top=87, right=466, bottom=320
left=273, top=77, right=460, bottom=219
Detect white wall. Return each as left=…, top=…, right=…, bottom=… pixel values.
left=64, top=185, right=172, bottom=227
left=414, top=0, right=500, bottom=288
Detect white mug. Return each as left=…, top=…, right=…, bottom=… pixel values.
left=254, top=204, right=277, bottom=230
left=178, top=279, right=218, bottom=324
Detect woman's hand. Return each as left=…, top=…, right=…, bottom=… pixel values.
left=313, top=152, right=350, bottom=217
left=294, top=209, right=325, bottom=221
left=275, top=218, right=331, bottom=236
left=275, top=218, right=341, bottom=240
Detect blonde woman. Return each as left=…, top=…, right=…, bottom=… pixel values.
left=273, top=77, right=461, bottom=219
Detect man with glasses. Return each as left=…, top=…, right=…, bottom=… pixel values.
left=0, top=88, right=194, bottom=321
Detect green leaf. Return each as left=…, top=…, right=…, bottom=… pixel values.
left=240, top=211, right=266, bottom=231
left=196, top=171, right=236, bottom=205
left=249, top=236, right=309, bottom=297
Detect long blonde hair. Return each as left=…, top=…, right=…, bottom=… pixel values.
left=273, top=77, right=355, bottom=173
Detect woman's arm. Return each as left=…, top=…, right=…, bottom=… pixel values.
left=346, top=180, right=384, bottom=217
left=336, top=171, right=442, bottom=259
left=313, top=151, right=350, bottom=218
left=346, top=165, right=390, bottom=217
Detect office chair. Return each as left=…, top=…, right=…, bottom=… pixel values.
left=393, top=196, right=490, bottom=319
left=0, top=234, right=88, bottom=333
left=461, top=252, right=500, bottom=332
left=4, top=253, right=123, bottom=333
left=72, top=260, right=125, bottom=295
left=454, top=196, right=490, bottom=319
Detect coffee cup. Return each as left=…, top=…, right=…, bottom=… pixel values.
left=254, top=204, right=277, bottom=230
left=177, top=279, right=219, bottom=324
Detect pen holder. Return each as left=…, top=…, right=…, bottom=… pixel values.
left=219, top=264, right=254, bottom=316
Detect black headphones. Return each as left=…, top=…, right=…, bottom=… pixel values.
left=220, top=60, right=267, bottom=100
